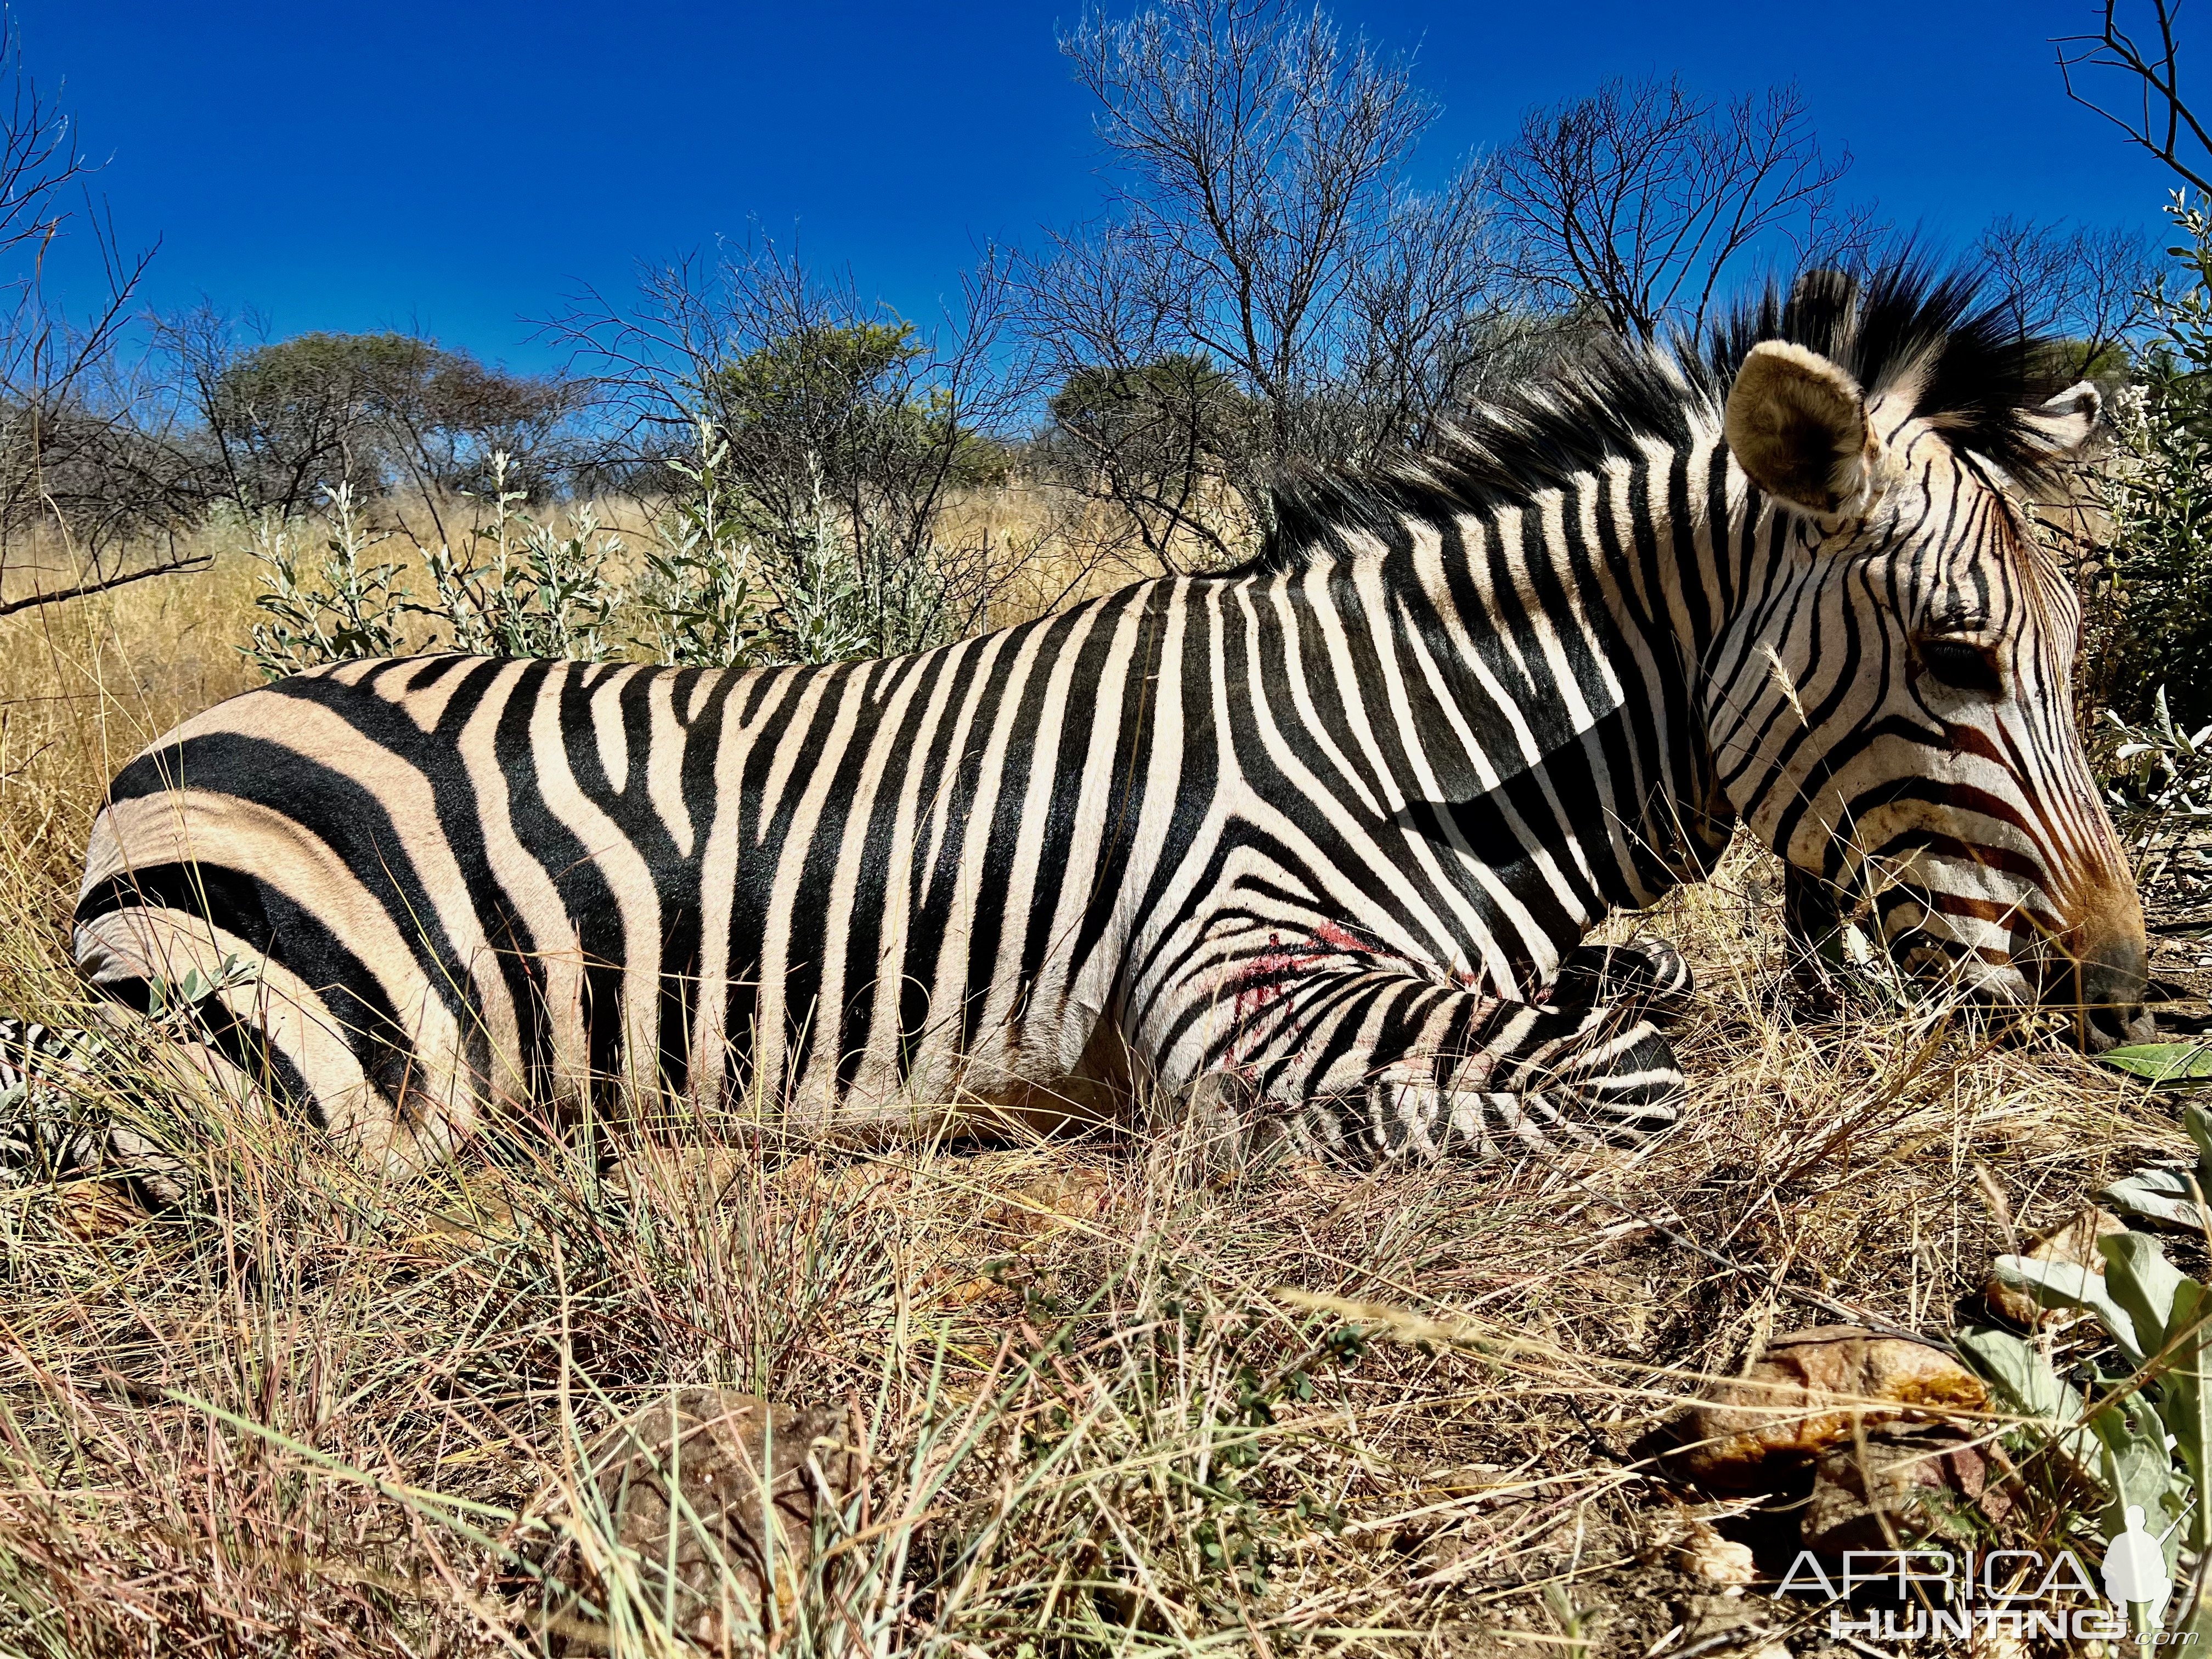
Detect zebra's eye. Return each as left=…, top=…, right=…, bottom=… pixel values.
left=1917, top=637, right=2003, bottom=696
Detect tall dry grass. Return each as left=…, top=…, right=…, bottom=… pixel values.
left=0, top=499, right=2192, bottom=1656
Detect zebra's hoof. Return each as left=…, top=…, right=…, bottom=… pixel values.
left=1549, top=938, right=1699, bottom=1025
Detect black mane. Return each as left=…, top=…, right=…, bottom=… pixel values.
left=1249, top=259, right=2066, bottom=573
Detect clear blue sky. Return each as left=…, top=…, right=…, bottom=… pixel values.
left=24, top=0, right=2185, bottom=374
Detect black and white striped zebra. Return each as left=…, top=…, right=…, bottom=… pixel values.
left=44, top=264, right=2148, bottom=1183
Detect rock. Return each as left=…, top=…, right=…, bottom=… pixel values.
left=1800, top=1424, right=2011, bottom=1553
left=1672, top=1517, right=1757, bottom=1590
left=54, top=1178, right=146, bottom=1240
left=547, top=1389, right=859, bottom=1646
left=1982, top=1207, right=2128, bottom=1328
left=1673, top=1325, right=1987, bottom=1486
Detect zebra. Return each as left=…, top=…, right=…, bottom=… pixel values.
left=33, top=262, right=2148, bottom=1190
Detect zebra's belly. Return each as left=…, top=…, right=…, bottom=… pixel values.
left=744, top=978, right=1135, bottom=1146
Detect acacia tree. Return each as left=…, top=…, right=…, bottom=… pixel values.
left=1493, top=75, right=1871, bottom=343
left=1022, top=0, right=1504, bottom=564
left=157, top=313, right=575, bottom=541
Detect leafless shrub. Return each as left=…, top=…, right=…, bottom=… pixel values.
left=1022, top=0, right=1507, bottom=564
left=1980, top=215, right=2157, bottom=377
left=0, top=20, right=205, bottom=609
left=1494, top=74, right=1876, bottom=343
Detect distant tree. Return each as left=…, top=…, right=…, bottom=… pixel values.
left=1043, top=354, right=1254, bottom=565
left=380, top=347, right=574, bottom=511
left=1980, top=216, right=2157, bottom=380
left=1494, top=74, right=1873, bottom=344
left=160, top=315, right=575, bottom=540
left=708, top=315, right=1006, bottom=540
left=187, top=325, right=400, bottom=515
left=1022, top=0, right=1504, bottom=562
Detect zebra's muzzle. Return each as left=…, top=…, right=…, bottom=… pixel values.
left=1790, top=866, right=2155, bottom=1050
left=2041, top=927, right=2156, bottom=1053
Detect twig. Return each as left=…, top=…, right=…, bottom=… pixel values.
left=0, top=554, right=211, bottom=619
left=2056, top=1, right=2212, bottom=195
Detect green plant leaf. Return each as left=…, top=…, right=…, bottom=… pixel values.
left=2104, top=1231, right=2190, bottom=1353
left=2104, top=1169, right=2209, bottom=1230
left=1956, top=1324, right=2079, bottom=1417
left=1956, top=1324, right=2106, bottom=1472
left=2098, top=1043, right=2212, bottom=1088
left=2090, top=1386, right=2186, bottom=1547
left=2187, top=1104, right=2212, bottom=1162
left=1991, top=1253, right=2147, bottom=1364
left=2158, top=1278, right=2212, bottom=1553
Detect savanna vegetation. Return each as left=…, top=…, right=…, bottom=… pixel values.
left=2, top=1, right=2212, bottom=1655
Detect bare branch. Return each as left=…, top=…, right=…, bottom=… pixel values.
left=1493, top=74, right=1861, bottom=343
left=1980, top=215, right=2158, bottom=374
left=1024, top=0, right=1505, bottom=550
left=2056, top=0, right=2212, bottom=196
left=0, top=551, right=210, bottom=618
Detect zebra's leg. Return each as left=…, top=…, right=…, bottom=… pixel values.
left=1171, top=967, right=1685, bottom=1168
left=1781, top=864, right=1853, bottom=987
left=1543, top=938, right=1697, bottom=1026
left=0, top=1018, right=108, bottom=1186
left=0, top=1013, right=205, bottom=1209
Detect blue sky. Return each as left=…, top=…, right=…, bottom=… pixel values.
left=25, top=0, right=2186, bottom=374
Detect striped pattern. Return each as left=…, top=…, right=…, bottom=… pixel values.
left=0, top=1017, right=96, bottom=1183
left=57, top=266, right=2147, bottom=1177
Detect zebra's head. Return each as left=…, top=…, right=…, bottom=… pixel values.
left=1708, top=267, right=2149, bottom=1047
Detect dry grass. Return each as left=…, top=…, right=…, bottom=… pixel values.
left=0, top=504, right=2199, bottom=1657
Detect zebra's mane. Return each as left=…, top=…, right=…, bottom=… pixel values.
left=1251, top=258, right=2064, bottom=572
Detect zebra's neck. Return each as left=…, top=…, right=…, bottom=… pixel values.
left=1343, top=427, right=1743, bottom=961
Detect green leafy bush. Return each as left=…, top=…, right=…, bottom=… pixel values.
left=242, top=456, right=628, bottom=678
left=2094, top=687, right=2212, bottom=897
left=633, top=422, right=770, bottom=670
left=241, top=424, right=972, bottom=679
left=242, top=484, right=413, bottom=679
left=417, top=452, right=625, bottom=662
left=2092, top=194, right=2212, bottom=726
left=1960, top=1176, right=2212, bottom=1635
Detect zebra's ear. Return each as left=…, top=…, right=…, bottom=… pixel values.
left=1723, top=341, right=1877, bottom=517
left=2019, top=380, right=2102, bottom=462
